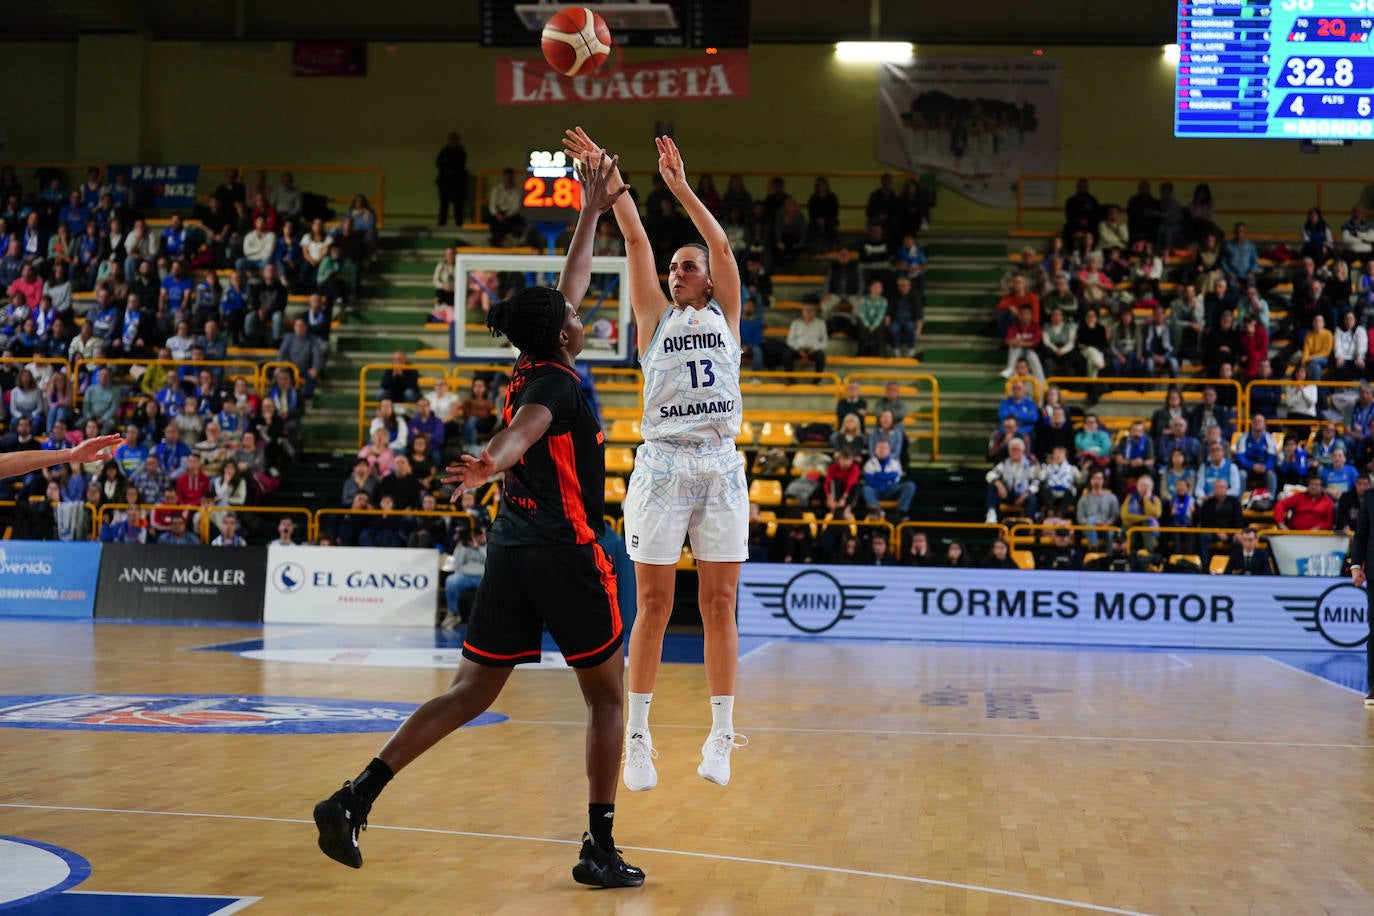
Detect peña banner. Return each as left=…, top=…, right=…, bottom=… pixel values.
left=876, top=56, right=1061, bottom=209
left=738, top=564, right=1368, bottom=651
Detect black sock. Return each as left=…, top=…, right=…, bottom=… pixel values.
left=351, top=757, right=394, bottom=805
left=589, top=803, right=615, bottom=850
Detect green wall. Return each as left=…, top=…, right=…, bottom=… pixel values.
left=3, top=40, right=1369, bottom=229
left=3, top=42, right=78, bottom=163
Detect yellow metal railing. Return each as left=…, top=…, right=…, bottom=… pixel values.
left=1047, top=376, right=1247, bottom=425
left=842, top=371, right=941, bottom=460
left=96, top=502, right=312, bottom=543
left=356, top=362, right=479, bottom=447
left=73, top=358, right=272, bottom=409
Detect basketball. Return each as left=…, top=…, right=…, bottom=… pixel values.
left=541, top=6, right=613, bottom=77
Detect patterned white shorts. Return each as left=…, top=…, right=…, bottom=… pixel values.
left=622, top=442, right=749, bottom=565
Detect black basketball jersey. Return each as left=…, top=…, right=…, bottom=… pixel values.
left=490, top=355, right=605, bottom=547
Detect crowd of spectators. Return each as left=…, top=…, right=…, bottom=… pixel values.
left=0, top=164, right=380, bottom=543
left=977, top=181, right=1374, bottom=571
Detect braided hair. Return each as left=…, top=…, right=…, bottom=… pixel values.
left=487, top=286, right=566, bottom=358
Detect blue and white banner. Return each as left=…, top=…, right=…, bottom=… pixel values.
left=0, top=541, right=100, bottom=618
left=877, top=56, right=1061, bottom=208
left=738, top=564, right=1367, bottom=652
left=263, top=545, right=439, bottom=626
left=105, top=163, right=200, bottom=210
left=1267, top=533, right=1348, bottom=577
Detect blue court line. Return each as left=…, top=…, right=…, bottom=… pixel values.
left=17, top=892, right=258, bottom=915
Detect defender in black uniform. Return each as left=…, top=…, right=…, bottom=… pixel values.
left=313, top=151, right=643, bottom=888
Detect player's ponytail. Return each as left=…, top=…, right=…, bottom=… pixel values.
left=487, top=286, right=566, bottom=358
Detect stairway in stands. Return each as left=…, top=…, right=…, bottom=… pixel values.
left=275, top=227, right=1013, bottom=523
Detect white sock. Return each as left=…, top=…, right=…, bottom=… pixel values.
left=710, top=695, right=735, bottom=735
left=627, top=692, right=652, bottom=738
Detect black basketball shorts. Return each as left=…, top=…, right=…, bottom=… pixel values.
left=462, top=540, right=622, bottom=669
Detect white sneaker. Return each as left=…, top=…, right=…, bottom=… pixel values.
left=998, top=367, right=1013, bottom=378
left=984, top=508, right=998, bottom=524
left=697, top=730, right=748, bottom=786
left=622, top=731, right=658, bottom=791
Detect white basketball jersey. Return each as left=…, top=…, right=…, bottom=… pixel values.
left=639, top=304, right=742, bottom=447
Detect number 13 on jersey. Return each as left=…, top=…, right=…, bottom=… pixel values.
left=687, top=359, right=715, bottom=389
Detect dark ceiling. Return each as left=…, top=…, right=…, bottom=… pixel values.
left=7, top=1, right=1177, bottom=46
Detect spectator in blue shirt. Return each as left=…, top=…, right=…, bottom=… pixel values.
left=87, top=287, right=119, bottom=345
left=1237, top=413, right=1278, bottom=496
left=108, top=171, right=131, bottom=209
left=1247, top=359, right=1282, bottom=420
left=59, top=190, right=88, bottom=236
left=154, top=375, right=186, bottom=416
left=1220, top=222, right=1259, bottom=289
left=114, top=425, right=150, bottom=477
left=74, top=221, right=103, bottom=289
left=1276, top=437, right=1310, bottom=488
left=0, top=238, right=25, bottom=286
left=20, top=213, right=44, bottom=266
left=1321, top=447, right=1359, bottom=499
left=157, top=513, right=201, bottom=546
left=80, top=168, right=106, bottom=212
left=40, top=177, right=68, bottom=218
left=162, top=214, right=189, bottom=260
left=1350, top=385, right=1374, bottom=442
left=1199, top=440, right=1241, bottom=497
left=861, top=439, right=916, bottom=520
left=154, top=424, right=193, bottom=478
left=997, top=379, right=1040, bottom=431
left=159, top=259, right=194, bottom=321
left=739, top=298, right=764, bottom=371
left=1155, top=416, right=1200, bottom=469
left=101, top=503, right=149, bottom=543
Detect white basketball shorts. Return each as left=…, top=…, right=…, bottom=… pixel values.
left=622, top=441, right=749, bottom=565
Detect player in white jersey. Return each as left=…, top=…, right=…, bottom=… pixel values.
left=564, top=128, right=749, bottom=791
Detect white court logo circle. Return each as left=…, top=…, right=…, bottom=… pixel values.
left=0, top=835, right=91, bottom=906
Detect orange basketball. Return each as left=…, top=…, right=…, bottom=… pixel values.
left=541, top=6, right=613, bottom=77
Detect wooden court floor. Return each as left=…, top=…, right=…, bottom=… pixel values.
left=2, top=620, right=1374, bottom=914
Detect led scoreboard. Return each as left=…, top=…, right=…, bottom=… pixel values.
left=522, top=149, right=581, bottom=219
left=1175, top=0, right=1374, bottom=139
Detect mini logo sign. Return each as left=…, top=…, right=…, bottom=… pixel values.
left=1278, top=583, right=1370, bottom=648
left=0, top=694, right=507, bottom=734
left=273, top=561, right=306, bottom=594
left=744, top=570, right=884, bottom=633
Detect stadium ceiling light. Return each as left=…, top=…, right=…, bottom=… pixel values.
left=1163, top=43, right=1181, bottom=65
left=834, top=42, right=914, bottom=63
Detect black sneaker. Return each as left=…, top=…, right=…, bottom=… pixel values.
left=572, top=833, right=645, bottom=888
left=1365, top=691, right=1374, bottom=707
left=313, top=781, right=371, bottom=868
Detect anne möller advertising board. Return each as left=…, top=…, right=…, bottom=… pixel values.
left=738, top=564, right=1368, bottom=652
left=95, top=544, right=266, bottom=622
left=0, top=541, right=101, bottom=618
left=263, top=545, right=438, bottom=626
